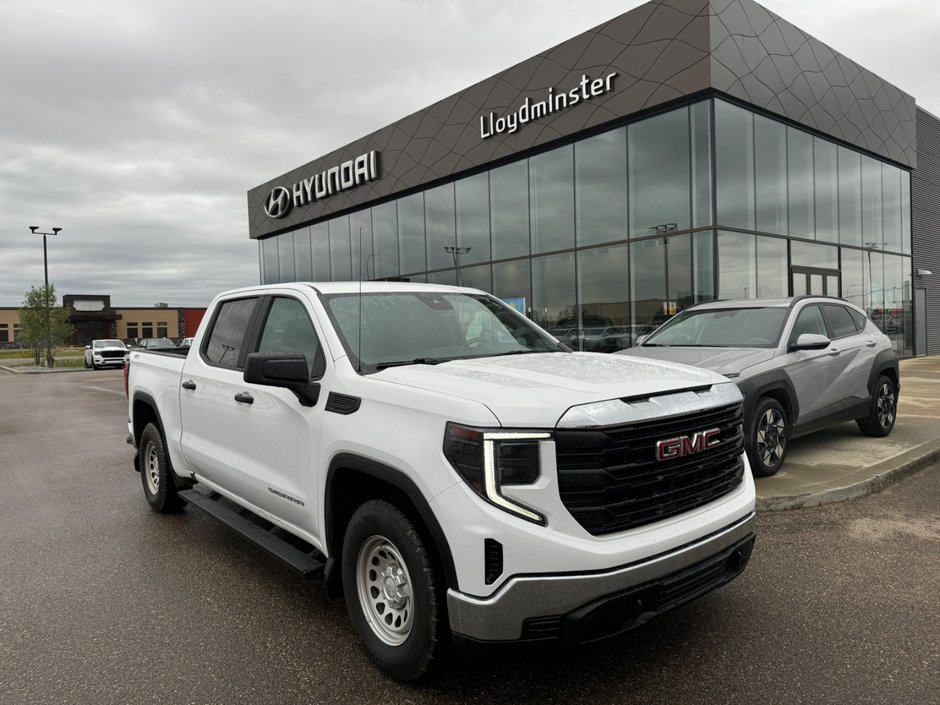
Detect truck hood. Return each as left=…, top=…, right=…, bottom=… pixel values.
left=618, top=346, right=774, bottom=376
left=373, top=352, right=728, bottom=427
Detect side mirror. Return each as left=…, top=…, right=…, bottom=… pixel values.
left=791, top=333, right=831, bottom=351
left=244, top=352, right=320, bottom=407
left=635, top=335, right=648, bottom=346
left=85, top=345, right=91, bottom=349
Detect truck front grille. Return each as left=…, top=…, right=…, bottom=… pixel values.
left=554, top=402, right=745, bottom=536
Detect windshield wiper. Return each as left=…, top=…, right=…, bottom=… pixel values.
left=489, top=349, right=542, bottom=357
left=374, top=357, right=446, bottom=370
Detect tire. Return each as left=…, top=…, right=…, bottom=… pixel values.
left=341, top=500, right=441, bottom=681
left=747, top=397, right=789, bottom=477
left=83, top=357, right=90, bottom=369
left=857, top=375, right=898, bottom=437
left=139, top=422, right=182, bottom=513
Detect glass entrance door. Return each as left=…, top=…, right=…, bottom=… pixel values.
left=791, top=267, right=839, bottom=296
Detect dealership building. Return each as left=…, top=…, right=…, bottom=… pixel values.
left=247, top=0, right=940, bottom=357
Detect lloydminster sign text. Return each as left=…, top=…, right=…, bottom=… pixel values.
left=479, top=72, right=618, bottom=139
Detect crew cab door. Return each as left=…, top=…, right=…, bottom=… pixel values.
left=179, top=293, right=328, bottom=539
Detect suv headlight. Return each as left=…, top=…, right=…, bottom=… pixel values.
left=443, top=422, right=549, bottom=524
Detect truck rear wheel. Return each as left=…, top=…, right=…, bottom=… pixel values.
left=341, top=500, right=441, bottom=681
left=139, top=422, right=181, bottom=513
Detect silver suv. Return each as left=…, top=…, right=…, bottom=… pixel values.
left=619, top=296, right=900, bottom=476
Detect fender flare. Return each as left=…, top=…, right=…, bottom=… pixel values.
left=736, top=371, right=799, bottom=428
left=324, top=453, right=458, bottom=592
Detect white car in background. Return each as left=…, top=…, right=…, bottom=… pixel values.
left=84, top=339, right=128, bottom=370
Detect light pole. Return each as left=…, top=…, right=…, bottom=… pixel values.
left=29, top=226, right=62, bottom=367
left=444, top=245, right=471, bottom=286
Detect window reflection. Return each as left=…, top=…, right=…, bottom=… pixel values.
left=278, top=231, right=296, bottom=282
left=691, top=102, right=712, bottom=227
left=578, top=245, right=629, bottom=351
left=491, top=161, right=529, bottom=260
left=861, top=156, right=883, bottom=249
left=717, top=231, right=756, bottom=299
left=262, top=237, right=279, bottom=284
left=312, top=222, right=331, bottom=281
left=530, top=145, right=574, bottom=254
left=575, top=128, right=627, bottom=247
left=630, top=239, right=667, bottom=330
left=329, top=215, right=351, bottom=281
left=350, top=210, right=372, bottom=280
left=838, top=147, right=862, bottom=246
left=882, top=164, right=902, bottom=252
left=294, top=227, right=313, bottom=280
left=531, top=253, right=576, bottom=331
left=398, top=193, right=426, bottom=275
left=629, top=107, right=690, bottom=236
left=756, top=236, right=787, bottom=298
left=788, top=128, right=814, bottom=238
left=716, top=100, right=754, bottom=229
left=814, top=138, right=838, bottom=242
left=493, top=259, right=530, bottom=317
left=456, top=172, right=490, bottom=265
left=755, top=115, right=786, bottom=234
left=425, top=183, right=456, bottom=271
left=372, top=202, right=399, bottom=279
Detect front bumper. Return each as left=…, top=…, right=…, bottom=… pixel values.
left=447, top=511, right=755, bottom=644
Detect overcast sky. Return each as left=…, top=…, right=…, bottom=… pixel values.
left=1, top=0, right=937, bottom=308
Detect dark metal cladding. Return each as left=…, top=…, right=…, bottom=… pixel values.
left=247, top=0, right=916, bottom=240
left=912, top=108, right=940, bottom=355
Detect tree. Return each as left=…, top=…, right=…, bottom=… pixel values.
left=18, top=284, right=74, bottom=368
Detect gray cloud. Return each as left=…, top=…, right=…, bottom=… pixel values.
left=1, top=0, right=935, bottom=308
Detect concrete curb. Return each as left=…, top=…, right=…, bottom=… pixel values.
left=756, top=439, right=940, bottom=511
left=1, top=364, right=87, bottom=374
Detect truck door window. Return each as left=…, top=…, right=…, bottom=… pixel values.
left=258, top=297, right=325, bottom=378
left=204, top=298, right=258, bottom=369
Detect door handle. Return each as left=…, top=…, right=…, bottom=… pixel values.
left=181, top=380, right=197, bottom=391
left=234, top=391, right=254, bottom=404
left=865, top=340, right=876, bottom=347
left=827, top=348, right=840, bottom=356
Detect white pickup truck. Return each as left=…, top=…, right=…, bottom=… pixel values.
left=126, top=282, right=756, bottom=680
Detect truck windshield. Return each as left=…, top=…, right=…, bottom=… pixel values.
left=93, top=340, right=125, bottom=348
left=641, top=307, right=788, bottom=348
left=322, top=291, right=564, bottom=372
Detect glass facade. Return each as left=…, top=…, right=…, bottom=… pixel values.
left=260, top=98, right=914, bottom=357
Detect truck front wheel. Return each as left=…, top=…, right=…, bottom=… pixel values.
left=341, top=500, right=442, bottom=681
left=139, top=422, right=181, bottom=513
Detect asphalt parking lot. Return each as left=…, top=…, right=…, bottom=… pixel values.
left=1, top=368, right=937, bottom=704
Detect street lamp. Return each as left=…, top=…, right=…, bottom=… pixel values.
left=28, top=225, right=62, bottom=367
left=444, top=245, right=471, bottom=286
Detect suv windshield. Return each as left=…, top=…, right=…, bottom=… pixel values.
left=642, top=307, right=788, bottom=348
left=322, top=291, right=564, bottom=372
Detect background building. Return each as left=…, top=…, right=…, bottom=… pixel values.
left=248, top=0, right=938, bottom=357
left=0, top=298, right=206, bottom=347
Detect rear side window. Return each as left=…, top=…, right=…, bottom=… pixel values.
left=848, top=308, right=867, bottom=331
left=257, top=297, right=325, bottom=378
left=790, top=304, right=827, bottom=342
left=822, top=304, right=859, bottom=339
left=204, top=298, right=258, bottom=369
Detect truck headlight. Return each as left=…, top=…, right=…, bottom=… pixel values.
left=443, top=422, right=549, bottom=525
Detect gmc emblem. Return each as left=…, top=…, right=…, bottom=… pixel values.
left=656, top=428, right=721, bottom=461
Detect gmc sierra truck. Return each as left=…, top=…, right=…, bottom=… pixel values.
left=126, top=282, right=756, bottom=680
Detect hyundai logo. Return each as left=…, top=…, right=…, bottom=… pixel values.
left=264, top=186, right=292, bottom=219
left=655, top=428, right=720, bottom=461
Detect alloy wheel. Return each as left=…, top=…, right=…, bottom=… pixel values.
left=757, top=408, right=786, bottom=468
left=877, top=382, right=896, bottom=430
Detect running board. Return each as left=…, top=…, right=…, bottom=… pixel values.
left=178, top=487, right=325, bottom=577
